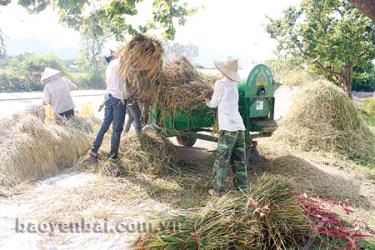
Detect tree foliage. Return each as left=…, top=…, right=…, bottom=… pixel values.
left=0, top=28, right=5, bottom=58
left=3, top=0, right=197, bottom=41
left=0, top=53, right=106, bottom=91
left=266, top=0, right=375, bottom=97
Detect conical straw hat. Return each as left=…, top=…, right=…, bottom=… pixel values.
left=214, top=57, right=241, bottom=82
left=41, top=67, right=61, bottom=82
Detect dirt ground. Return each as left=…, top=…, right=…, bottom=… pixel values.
left=1, top=133, right=374, bottom=249
left=1, top=86, right=374, bottom=249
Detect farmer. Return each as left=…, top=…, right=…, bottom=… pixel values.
left=205, top=57, right=248, bottom=197
left=88, top=52, right=127, bottom=160
left=42, top=67, right=77, bottom=119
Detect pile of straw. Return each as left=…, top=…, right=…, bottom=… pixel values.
left=119, top=132, right=180, bottom=175
left=274, top=80, right=375, bottom=165
left=119, top=35, right=215, bottom=110
left=133, top=175, right=312, bottom=250
left=79, top=132, right=180, bottom=177
left=0, top=110, right=98, bottom=186
left=157, top=57, right=214, bottom=111
left=118, top=34, right=164, bottom=104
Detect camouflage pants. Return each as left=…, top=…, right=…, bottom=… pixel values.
left=212, top=130, right=248, bottom=193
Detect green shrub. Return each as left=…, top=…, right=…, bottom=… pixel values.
left=352, top=79, right=375, bottom=92
left=356, top=98, right=375, bottom=127
left=0, top=69, right=34, bottom=92
left=69, top=69, right=105, bottom=89
left=0, top=53, right=106, bottom=92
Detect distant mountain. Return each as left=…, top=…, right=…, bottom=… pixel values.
left=6, top=38, right=78, bottom=59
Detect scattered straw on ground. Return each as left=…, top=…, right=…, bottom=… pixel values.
left=274, top=80, right=375, bottom=166
left=0, top=108, right=98, bottom=186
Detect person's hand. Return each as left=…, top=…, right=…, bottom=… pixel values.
left=98, top=104, right=104, bottom=112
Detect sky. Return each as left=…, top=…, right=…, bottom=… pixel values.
left=0, top=0, right=301, bottom=67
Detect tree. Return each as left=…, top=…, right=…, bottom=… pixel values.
left=164, top=42, right=199, bottom=62
left=266, top=0, right=375, bottom=97
left=79, top=17, right=105, bottom=69
left=0, top=28, right=5, bottom=58
left=2, top=0, right=197, bottom=41
left=349, top=0, right=375, bottom=21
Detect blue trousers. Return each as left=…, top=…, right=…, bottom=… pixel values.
left=124, top=98, right=142, bottom=133
left=91, top=95, right=126, bottom=158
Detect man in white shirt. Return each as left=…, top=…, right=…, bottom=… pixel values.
left=42, top=67, right=77, bottom=119
left=205, top=58, right=248, bottom=197
left=88, top=54, right=127, bottom=160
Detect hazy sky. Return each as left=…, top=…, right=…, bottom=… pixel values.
left=0, top=0, right=301, bottom=66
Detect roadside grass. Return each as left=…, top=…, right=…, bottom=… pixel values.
left=357, top=98, right=375, bottom=129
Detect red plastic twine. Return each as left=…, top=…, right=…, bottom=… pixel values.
left=194, top=225, right=200, bottom=246
left=298, top=194, right=374, bottom=250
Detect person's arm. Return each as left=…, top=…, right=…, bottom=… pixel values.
left=98, top=94, right=108, bottom=112
left=43, top=86, right=51, bottom=105
left=206, top=81, right=222, bottom=108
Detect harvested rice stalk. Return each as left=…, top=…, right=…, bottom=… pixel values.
left=157, top=57, right=214, bottom=111
left=133, top=175, right=312, bottom=250
left=158, top=81, right=213, bottom=111
left=76, top=132, right=180, bottom=177
left=119, top=132, right=180, bottom=175
left=0, top=110, right=99, bottom=186
left=274, top=80, right=375, bottom=165
left=118, top=34, right=163, bottom=103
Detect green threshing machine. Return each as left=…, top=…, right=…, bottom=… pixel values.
left=143, top=64, right=278, bottom=161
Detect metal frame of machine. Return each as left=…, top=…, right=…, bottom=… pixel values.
left=143, top=64, right=278, bottom=161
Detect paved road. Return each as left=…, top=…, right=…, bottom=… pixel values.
left=0, top=87, right=294, bottom=120
left=1, top=87, right=372, bottom=120
left=0, top=90, right=105, bottom=119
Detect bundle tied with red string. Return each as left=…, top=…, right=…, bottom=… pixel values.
left=298, top=195, right=374, bottom=249
left=132, top=175, right=312, bottom=250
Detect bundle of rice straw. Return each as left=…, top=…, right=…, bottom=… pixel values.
left=0, top=109, right=98, bottom=186
left=133, top=175, right=312, bottom=250
left=274, top=80, right=375, bottom=165
left=77, top=132, right=180, bottom=177
left=118, top=34, right=164, bottom=104
left=119, top=132, right=180, bottom=175
left=157, top=57, right=214, bottom=111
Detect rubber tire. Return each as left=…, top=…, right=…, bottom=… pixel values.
left=176, top=136, right=197, bottom=147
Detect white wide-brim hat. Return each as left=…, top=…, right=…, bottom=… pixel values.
left=214, top=57, right=241, bottom=82
left=41, top=67, right=61, bottom=82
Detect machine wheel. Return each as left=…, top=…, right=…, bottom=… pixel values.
left=142, top=124, right=161, bottom=133
left=176, top=135, right=197, bottom=147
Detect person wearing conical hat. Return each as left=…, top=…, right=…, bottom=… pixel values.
left=42, top=67, right=77, bottom=119
left=205, top=57, right=248, bottom=197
